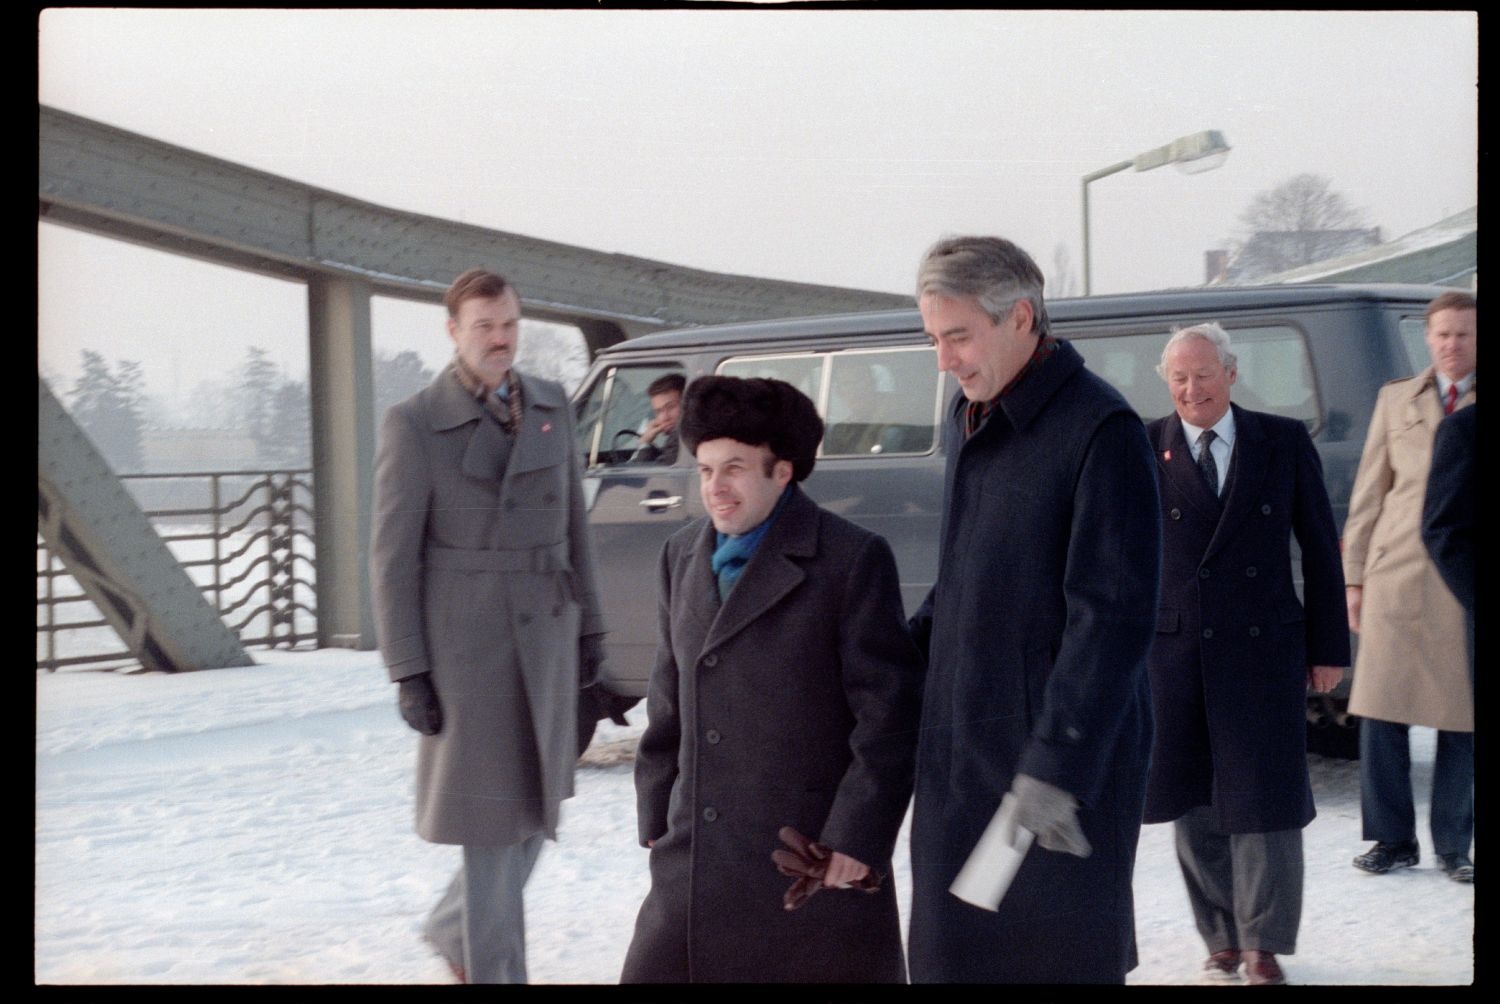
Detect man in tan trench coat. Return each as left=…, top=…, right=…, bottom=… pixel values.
left=1343, top=289, right=1475, bottom=884
left=371, top=268, right=606, bottom=981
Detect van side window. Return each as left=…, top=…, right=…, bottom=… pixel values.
left=718, top=348, right=941, bottom=458
left=717, top=353, right=825, bottom=401
left=574, top=364, right=685, bottom=467
left=1398, top=316, right=1431, bottom=375
left=1071, top=325, right=1320, bottom=430
left=823, top=348, right=941, bottom=456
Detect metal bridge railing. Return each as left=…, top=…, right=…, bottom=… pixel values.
left=36, top=469, right=317, bottom=672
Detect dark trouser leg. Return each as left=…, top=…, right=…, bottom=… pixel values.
left=1430, top=729, right=1475, bottom=857
left=1229, top=827, right=1304, bottom=956
left=1359, top=717, right=1417, bottom=844
left=1175, top=806, right=1238, bottom=954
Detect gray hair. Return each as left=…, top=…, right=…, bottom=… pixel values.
left=916, top=236, right=1051, bottom=337
left=1156, top=322, right=1238, bottom=379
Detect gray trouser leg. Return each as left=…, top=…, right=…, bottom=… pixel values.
left=1175, top=806, right=1304, bottom=956
left=423, top=835, right=547, bottom=984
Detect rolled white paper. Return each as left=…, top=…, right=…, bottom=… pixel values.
left=948, top=792, right=1035, bottom=911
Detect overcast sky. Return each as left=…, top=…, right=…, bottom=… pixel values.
left=37, top=9, right=1477, bottom=401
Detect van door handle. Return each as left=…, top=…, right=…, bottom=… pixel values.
left=640, top=495, right=684, bottom=511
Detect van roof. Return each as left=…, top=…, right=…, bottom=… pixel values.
left=601, top=282, right=1447, bottom=355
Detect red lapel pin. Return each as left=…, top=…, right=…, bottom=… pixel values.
left=541, top=422, right=552, bottom=433
left=1164, top=449, right=1172, bottom=461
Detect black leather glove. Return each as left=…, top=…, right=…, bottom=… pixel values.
left=907, top=612, right=933, bottom=664
left=397, top=673, right=442, bottom=736
left=579, top=633, right=607, bottom=688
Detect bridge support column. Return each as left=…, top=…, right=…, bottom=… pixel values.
left=308, top=276, right=376, bottom=649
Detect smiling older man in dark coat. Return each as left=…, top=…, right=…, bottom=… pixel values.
left=1144, top=322, right=1349, bottom=986
left=905, top=236, right=1161, bottom=984
left=622, top=376, right=923, bottom=983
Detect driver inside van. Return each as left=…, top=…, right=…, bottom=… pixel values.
left=631, top=372, right=686, bottom=464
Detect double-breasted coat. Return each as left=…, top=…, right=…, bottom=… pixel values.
left=1143, top=406, right=1349, bottom=834
left=905, top=338, right=1161, bottom=984
left=371, top=364, right=605, bottom=847
left=622, top=486, right=923, bottom=983
left=1342, top=368, right=1474, bottom=731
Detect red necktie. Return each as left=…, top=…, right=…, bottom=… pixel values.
left=1444, top=383, right=1459, bottom=416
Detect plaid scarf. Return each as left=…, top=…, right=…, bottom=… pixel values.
left=452, top=356, right=523, bottom=435
left=964, top=334, right=1058, bottom=439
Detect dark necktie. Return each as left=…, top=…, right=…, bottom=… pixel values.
left=1197, top=429, right=1219, bottom=496
left=1444, top=383, right=1459, bottom=416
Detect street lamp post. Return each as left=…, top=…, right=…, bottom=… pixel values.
left=1081, top=130, right=1231, bottom=295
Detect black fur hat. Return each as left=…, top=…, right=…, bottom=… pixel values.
left=679, top=376, right=824, bottom=482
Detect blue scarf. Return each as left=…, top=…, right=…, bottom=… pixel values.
left=710, top=486, right=794, bottom=601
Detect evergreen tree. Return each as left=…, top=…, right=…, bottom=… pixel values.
left=374, top=349, right=436, bottom=420
left=260, top=379, right=311, bottom=468
left=67, top=350, right=145, bottom=472
left=238, top=346, right=282, bottom=445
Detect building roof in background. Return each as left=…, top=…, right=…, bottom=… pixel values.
left=1254, top=207, right=1476, bottom=287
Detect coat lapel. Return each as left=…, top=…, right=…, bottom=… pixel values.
left=1154, top=414, right=1220, bottom=519
left=677, top=519, right=723, bottom=666
left=508, top=373, right=568, bottom=477
left=1399, top=366, right=1444, bottom=438
left=700, top=488, right=817, bottom=656
left=1203, top=404, right=1268, bottom=562
left=421, top=364, right=509, bottom=481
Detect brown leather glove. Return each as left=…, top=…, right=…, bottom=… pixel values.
left=771, top=827, right=881, bottom=910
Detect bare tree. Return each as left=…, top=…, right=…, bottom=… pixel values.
left=1231, top=174, right=1375, bottom=276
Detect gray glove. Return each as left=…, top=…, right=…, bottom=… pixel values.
left=397, top=673, right=442, bottom=736
left=1009, top=772, right=1091, bottom=858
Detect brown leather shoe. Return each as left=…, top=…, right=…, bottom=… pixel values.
left=1243, top=950, right=1286, bottom=985
left=1202, top=949, right=1241, bottom=982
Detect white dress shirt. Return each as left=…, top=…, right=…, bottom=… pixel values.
left=1181, top=409, right=1236, bottom=498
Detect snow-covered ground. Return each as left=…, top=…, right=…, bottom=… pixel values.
left=35, top=649, right=1473, bottom=985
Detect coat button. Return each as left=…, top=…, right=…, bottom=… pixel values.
left=551, top=605, right=562, bottom=617
left=1198, top=567, right=1210, bottom=579
left=1202, top=628, right=1214, bottom=639
left=706, top=729, right=721, bottom=744
left=703, top=653, right=719, bottom=668
left=544, top=492, right=557, bottom=504
left=1170, top=508, right=1182, bottom=520
left=518, top=613, right=532, bottom=625
left=1249, top=626, right=1260, bottom=637
left=1245, top=566, right=1257, bottom=578
left=505, top=499, right=518, bottom=511
left=702, top=807, right=718, bottom=822
left=1260, top=504, right=1272, bottom=515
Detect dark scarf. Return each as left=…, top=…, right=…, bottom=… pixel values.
left=965, top=333, right=1059, bottom=439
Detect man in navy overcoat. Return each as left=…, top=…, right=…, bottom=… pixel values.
left=1144, top=322, right=1349, bottom=986
left=906, top=236, right=1161, bottom=983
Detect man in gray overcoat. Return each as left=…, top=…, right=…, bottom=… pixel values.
left=621, top=376, right=924, bottom=983
left=370, top=267, right=606, bottom=983
left=905, top=236, right=1161, bottom=983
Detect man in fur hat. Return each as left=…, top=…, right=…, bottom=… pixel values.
left=621, top=376, right=924, bottom=983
